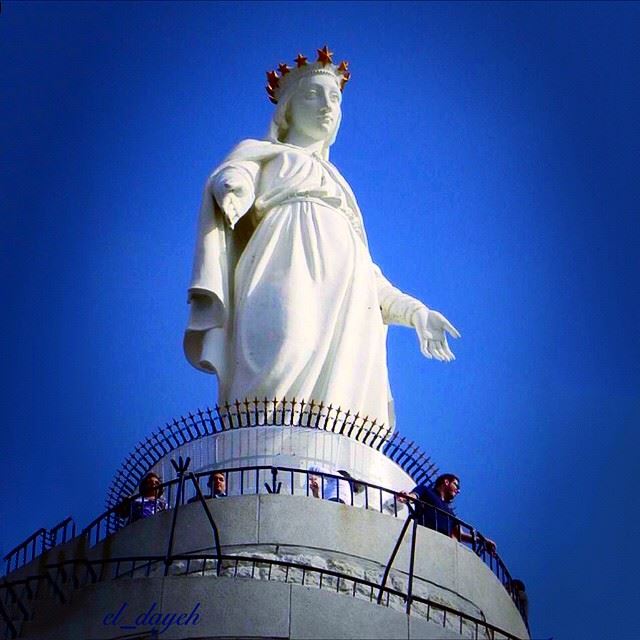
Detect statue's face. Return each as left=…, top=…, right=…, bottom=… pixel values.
left=287, top=74, right=342, bottom=142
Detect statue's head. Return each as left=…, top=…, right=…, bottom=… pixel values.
left=266, top=46, right=350, bottom=159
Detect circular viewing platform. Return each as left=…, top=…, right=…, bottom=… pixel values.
left=1, top=403, right=530, bottom=640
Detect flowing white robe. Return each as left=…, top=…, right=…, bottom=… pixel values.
left=185, top=140, right=421, bottom=429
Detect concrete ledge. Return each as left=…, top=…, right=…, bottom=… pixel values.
left=21, top=574, right=470, bottom=640
left=19, top=494, right=527, bottom=639
left=290, top=585, right=408, bottom=639
left=21, top=576, right=291, bottom=639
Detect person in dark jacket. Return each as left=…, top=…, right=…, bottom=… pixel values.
left=400, top=473, right=496, bottom=553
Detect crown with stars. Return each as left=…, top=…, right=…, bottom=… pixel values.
left=265, top=45, right=351, bottom=104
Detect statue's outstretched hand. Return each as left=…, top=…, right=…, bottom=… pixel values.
left=210, top=171, right=253, bottom=228
left=413, top=308, right=460, bottom=362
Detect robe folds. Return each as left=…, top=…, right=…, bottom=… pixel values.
left=185, top=139, right=413, bottom=429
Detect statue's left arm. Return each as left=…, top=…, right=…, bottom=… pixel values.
left=374, top=266, right=460, bottom=362
left=319, top=158, right=460, bottom=361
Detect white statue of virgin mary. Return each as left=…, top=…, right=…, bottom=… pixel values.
left=184, top=46, right=459, bottom=429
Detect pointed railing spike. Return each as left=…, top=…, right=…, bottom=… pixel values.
left=365, top=418, right=378, bottom=446
left=152, top=431, right=169, bottom=454
left=323, top=403, right=333, bottom=431
left=352, top=413, right=364, bottom=440
left=214, top=403, right=224, bottom=432
left=183, top=413, right=194, bottom=439
left=233, top=399, right=243, bottom=428
left=180, top=415, right=193, bottom=441
left=222, top=401, right=231, bottom=429
left=202, top=407, right=214, bottom=434
left=341, top=408, right=351, bottom=435
left=165, top=421, right=179, bottom=447
left=144, top=436, right=161, bottom=460
left=172, top=418, right=185, bottom=443
left=242, top=398, right=251, bottom=426
left=188, top=411, right=202, bottom=438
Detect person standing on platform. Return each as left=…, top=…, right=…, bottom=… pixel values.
left=116, top=472, right=168, bottom=523
left=188, top=471, right=227, bottom=503
left=400, top=473, right=496, bottom=553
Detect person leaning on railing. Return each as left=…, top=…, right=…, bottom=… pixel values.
left=399, top=473, right=497, bottom=554
left=115, top=472, right=168, bottom=523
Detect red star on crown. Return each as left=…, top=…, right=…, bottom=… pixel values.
left=278, top=63, right=291, bottom=75
left=316, top=45, right=333, bottom=66
left=294, top=53, right=308, bottom=67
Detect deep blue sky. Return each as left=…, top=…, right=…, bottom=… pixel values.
left=1, top=2, right=639, bottom=638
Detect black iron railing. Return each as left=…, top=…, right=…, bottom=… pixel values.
left=83, top=466, right=518, bottom=604
left=47, top=517, right=76, bottom=549
left=3, top=466, right=520, bottom=613
left=2, top=530, right=47, bottom=577
left=105, top=399, right=439, bottom=513
left=3, top=518, right=75, bottom=577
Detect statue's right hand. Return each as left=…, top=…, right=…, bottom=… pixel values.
left=210, top=172, right=253, bottom=228
left=220, top=190, right=243, bottom=226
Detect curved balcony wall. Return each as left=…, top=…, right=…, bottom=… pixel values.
left=9, top=494, right=528, bottom=640
left=21, top=576, right=477, bottom=640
